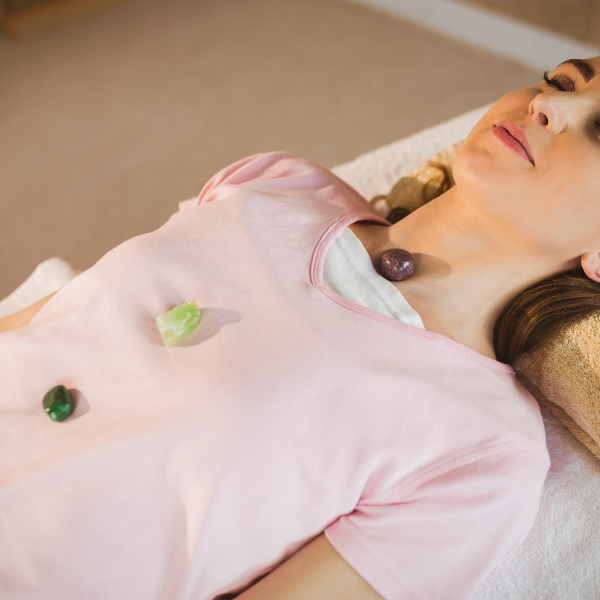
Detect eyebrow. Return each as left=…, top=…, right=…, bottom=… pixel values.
left=558, top=58, right=595, bottom=82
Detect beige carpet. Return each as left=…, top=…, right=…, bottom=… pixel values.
left=0, top=0, right=539, bottom=300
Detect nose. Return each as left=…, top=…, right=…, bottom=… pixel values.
left=529, top=90, right=600, bottom=135
left=529, top=93, right=569, bottom=134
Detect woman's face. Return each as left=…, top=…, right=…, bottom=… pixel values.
left=453, top=55, right=600, bottom=266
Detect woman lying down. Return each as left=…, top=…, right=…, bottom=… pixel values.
left=2, top=55, right=600, bottom=600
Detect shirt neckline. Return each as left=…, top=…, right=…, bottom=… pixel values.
left=324, top=226, right=426, bottom=330
left=309, top=212, right=516, bottom=374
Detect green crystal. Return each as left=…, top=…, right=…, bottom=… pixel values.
left=156, top=300, right=201, bottom=346
left=43, top=385, right=74, bottom=422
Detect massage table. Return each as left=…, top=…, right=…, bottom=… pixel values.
left=2, top=106, right=598, bottom=599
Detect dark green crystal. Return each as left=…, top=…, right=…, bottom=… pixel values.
left=43, top=385, right=74, bottom=422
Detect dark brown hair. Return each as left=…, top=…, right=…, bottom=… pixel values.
left=493, top=267, right=600, bottom=363
left=379, top=164, right=600, bottom=365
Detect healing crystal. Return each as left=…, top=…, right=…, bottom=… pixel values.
left=156, top=300, right=201, bottom=346
left=43, top=385, right=74, bottom=422
left=378, top=248, right=416, bottom=282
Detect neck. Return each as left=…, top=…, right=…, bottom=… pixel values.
left=350, top=186, right=571, bottom=361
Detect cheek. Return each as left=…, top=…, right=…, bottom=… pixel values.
left=451, top=88, right=536, bottom=205
left=552, top=171, right=600, bottom=247
left=452, top=140, right=555, bottom=249
left=453, top=142, right=600, bottom=254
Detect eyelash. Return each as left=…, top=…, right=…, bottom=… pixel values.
left=541, top=71, right=600, bottom=129
left=542, top=71, right=575, bottom=92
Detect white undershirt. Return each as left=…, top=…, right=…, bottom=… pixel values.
left=323, top=227, right=425, bottom=330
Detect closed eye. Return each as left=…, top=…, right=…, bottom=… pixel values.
left=543, top=71, right=576, bottom=92
left=542, top=71, right=600, bottom=131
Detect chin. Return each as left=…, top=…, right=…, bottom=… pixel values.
left=455, top=128, right=527, bottom=186
left=454, top=140, right=499, bottom=188
left=453, top=138, right=528, bottom=220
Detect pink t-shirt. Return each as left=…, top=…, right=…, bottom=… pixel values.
left=0, top=153, right=549, bottom=600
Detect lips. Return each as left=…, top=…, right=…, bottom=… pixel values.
left=493, top=121, right=535, bottom=165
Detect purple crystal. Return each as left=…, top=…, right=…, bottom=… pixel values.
left=378, top=248, right=416, bottom=282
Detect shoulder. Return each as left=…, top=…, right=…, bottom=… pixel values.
left=198, top=152, right=336, bottom=201
left=177, top=152, right=370, bottom=214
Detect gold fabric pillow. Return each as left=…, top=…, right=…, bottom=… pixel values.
left=514, top=317, right=600, bottom=460
left=372, top=142, right=600, bottom=460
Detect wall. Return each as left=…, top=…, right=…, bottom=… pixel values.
left=462, top=0, right=600, bottom=45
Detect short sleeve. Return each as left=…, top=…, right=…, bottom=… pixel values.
left=176, top=152, right=305, bottom=213
left=324, top=450, right=549, bottom=600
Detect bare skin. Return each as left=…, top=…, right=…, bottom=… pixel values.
left=4, top=57, right=600, bottom=598
left=236, top=532, right=384, bottom=600
left=349, top=55, right=600, bottom=361
left=0, top=291, right=56, bottom=334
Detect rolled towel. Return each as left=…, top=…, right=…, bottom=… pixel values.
left=514, top=315, right=600, bottom=460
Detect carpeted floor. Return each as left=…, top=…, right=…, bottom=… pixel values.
left=0, top=0, right=539, bottom=299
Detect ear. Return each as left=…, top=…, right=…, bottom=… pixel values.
left=580, top=251, right=600, bottom=283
